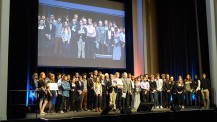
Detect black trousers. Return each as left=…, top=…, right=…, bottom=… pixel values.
left=70, top=91, right=77, bottom=111
left=76, top=94, right=83, bottom=111
left=102, top=89, right=107, bottom=109
left=95, top=94, right=102, bottom=108
left=55, top=94, right=62, bottom=112
left=116, top=89, right=123, bottom=109
left=122, top=91, right=130, bottom=108
left=60, top=96, right=70, bottom=111
left=176, top=93, right=184, bottom=106
left=87, top=89, right=95, bottom=109
left=141, top=90, right=149, bottom=103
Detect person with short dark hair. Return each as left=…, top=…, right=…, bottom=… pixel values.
left=107, top=74, right=117, bottom=111
left=76, top=76, right=84, bottom=112
left=155, top=73, right=164, bottom=108
left=163, top=74, right=174, bottom=108
left=60, top=75, right=71, bottom=113
left=184, top=74, right=193, bottom=108
left=81, top=73, right=88, bottom=111
left=201, top=73, right=211, bottom=109
left=149, top=75, right=158, bottom=108
left=193, top=74, right=201, bottom=107
left=87, top=72, right=95, bottom=110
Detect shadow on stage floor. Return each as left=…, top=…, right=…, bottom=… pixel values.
left=3, top=107, right=217, bottom=122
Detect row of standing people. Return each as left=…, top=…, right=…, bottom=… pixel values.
left=38, top=15, right=125, bottom=60
left=30, top=71, right=211, bottom=115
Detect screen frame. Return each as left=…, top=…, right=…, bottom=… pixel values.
left=36, top=0, right=133, bottom=70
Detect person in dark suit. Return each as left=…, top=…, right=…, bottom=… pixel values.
left=75, top=76, right=84, bottom=112
left=87, top=72, right=95, bottom=110
left=45, top=18, right=56, bottom=56
left=193, top=74, right=201, bottom=107
left=201, top=73, right=211, bottom=109
left=70, top=18, right=79, bottom=58
left=105, top=25, right=114, bottom=55
left=100, top=74, right=107, bottom=110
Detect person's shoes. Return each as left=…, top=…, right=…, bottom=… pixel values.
left=160, top=106, right=163, bottom=109
left=60, top=110, right=64, bottom=114
left=40, top=112, right=45, bottom=115
left=96, top=107, right=99, bottom=112
left=40, top=112, right=47, bottom=115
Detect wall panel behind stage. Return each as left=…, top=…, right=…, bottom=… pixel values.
left=132, top=0, right=159, bottom=76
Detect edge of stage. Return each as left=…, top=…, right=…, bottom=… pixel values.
left=3, top=107, right=217, bottom=122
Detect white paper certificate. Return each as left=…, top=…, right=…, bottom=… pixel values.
left=49, top=83, right=58, bottom=90
left=122, top=93, right=126, bottom=98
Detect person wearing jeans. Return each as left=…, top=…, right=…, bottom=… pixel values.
left=155, top=73, right=164, bottom=108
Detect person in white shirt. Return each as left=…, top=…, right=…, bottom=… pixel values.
left=155, top=73, right=164, bottom=108
left=86, top=18, right=96, bottom=59
left=56, top=73, right=63, bottom=112
left=140, top=76, right=150, bottom=103
left=114, top=72, right=123, bottom=110
left=130, top=75, right=135, bottom=109
left=134, top=77, right=141, bottom=109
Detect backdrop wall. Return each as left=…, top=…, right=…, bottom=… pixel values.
left=0, top=0, right=10, bottom=120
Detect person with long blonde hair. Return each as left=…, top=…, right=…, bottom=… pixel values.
left=47, top=74, right=57, bottom=113
left=175, top=75, right=185, bottom=109
left=93, top=77, right=102, bottom=112
left=184, top=74, right=193, bottom=107
left=38, top=72, right=49, bottom=115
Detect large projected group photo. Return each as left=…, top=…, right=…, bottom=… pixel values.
left=38, top=0, right=126, bottom=68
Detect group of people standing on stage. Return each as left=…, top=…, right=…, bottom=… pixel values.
left=38, top=13, right=125, bottom=60
left=30, top=70, right=211, bottom=115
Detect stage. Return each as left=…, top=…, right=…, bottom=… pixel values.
left=4, top=107, right=217, bottom=122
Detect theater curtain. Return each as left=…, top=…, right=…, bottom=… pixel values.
left=156, top=0, right=210, bottom=80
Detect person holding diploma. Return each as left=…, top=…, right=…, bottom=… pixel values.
left=47, top=74, right=57, bottom=113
